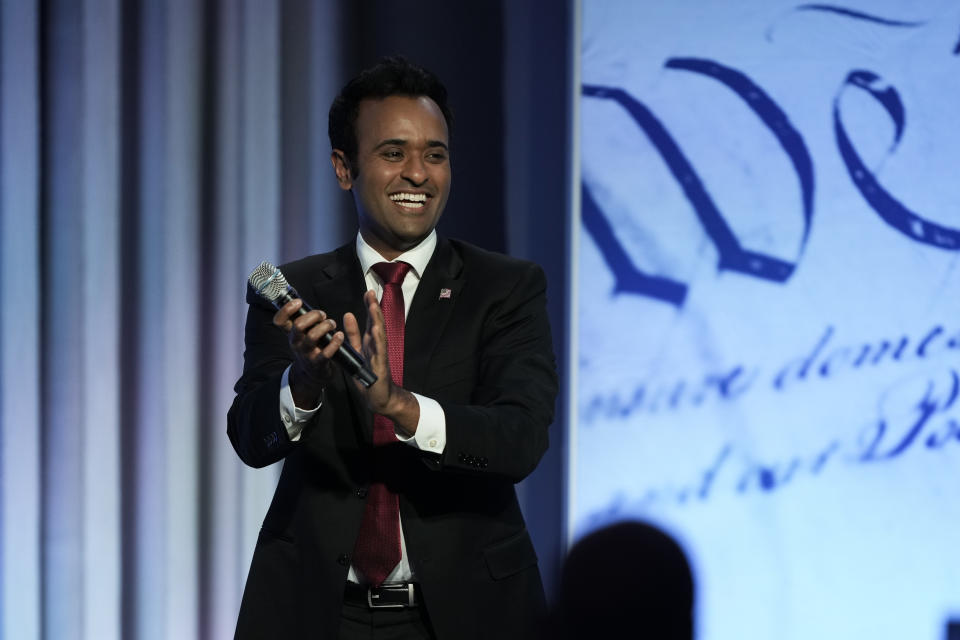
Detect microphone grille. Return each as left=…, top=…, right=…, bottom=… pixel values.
left=248, top=261, right=290, bottom=302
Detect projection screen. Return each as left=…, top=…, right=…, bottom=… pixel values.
left=572, top=2, right=960, bottom=638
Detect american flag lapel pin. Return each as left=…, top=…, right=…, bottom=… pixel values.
left=439, top=288, right=452, bottom=300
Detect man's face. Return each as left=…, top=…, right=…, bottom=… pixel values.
left=332, top=95, right=451, bottom=260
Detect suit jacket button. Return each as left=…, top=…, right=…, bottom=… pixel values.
left=337, top=553, right=350, bottom=566
left=356, top=487, right=368, bottom=498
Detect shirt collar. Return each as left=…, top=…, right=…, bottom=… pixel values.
left=355, top=230, right=437, bottom=280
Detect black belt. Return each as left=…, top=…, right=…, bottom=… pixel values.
left=344, top=581, right=421, bottom=609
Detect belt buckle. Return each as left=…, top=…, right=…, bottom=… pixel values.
left=367, top=583, right=415, bottom=609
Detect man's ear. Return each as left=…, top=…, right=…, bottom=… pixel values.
left=331, top=150, right=353, bottom=190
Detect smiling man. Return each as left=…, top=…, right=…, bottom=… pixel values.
left=336, top=93, right=451, bottom=260
left=228, top=57, right=558, bottom=640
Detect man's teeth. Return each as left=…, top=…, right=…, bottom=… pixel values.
left=390, top=193, right=427, bottom=208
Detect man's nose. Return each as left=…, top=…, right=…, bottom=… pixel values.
left=401, top=156, right=428, bottom=186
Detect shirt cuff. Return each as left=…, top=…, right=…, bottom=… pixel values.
left=398, top=392, right=446, bottom=454
left=279, top=365, right=322, bottom=442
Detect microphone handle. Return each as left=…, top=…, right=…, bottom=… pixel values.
left=278, top=291, right=378, bottom=388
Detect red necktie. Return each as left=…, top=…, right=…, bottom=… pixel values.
left=352, top=261, right=411, bottom=586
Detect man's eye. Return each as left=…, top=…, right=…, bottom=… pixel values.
left=426, top=152, right=447, bottom=162
left=382, top=150, right=403, bottom=160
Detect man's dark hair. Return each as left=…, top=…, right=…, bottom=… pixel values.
left=328, top=56, right=453, bottom=175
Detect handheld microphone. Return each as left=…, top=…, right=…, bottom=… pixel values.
left=248, top=261, right=377, bottom=388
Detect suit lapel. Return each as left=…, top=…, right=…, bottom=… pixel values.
left=308, top=244, right=374, bottom=439
left=309, top=244, right=369, bottom=327
left=404, top=237, right=464, bottom=394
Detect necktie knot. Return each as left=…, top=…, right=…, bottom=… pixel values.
left=372, top=261, right=412, bottom=286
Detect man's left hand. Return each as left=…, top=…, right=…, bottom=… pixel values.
left=343, top=289, right=420, bottom=435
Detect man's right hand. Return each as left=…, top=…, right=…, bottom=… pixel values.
left=273, top=298, right=347, bottom=408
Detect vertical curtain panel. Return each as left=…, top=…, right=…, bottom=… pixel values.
left=0, top=1, right=350, bottom=638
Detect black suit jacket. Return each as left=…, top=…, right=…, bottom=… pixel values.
left=227, top=237, right=558, bottom=639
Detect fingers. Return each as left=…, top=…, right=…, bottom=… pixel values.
left=301, top=325, right=345, bottom=362
left=272, top=291, right=389, bottom=392
left=357, top=290, right=395, bottom=413
left=297, top=312, right=333, bottom=342
left=364, top=290, right=383, bottom=328
left=272, top=299, right=345, bottom=365
left=271, top=298, right=305, bottom=332
left=363, top=290, right=388, bottom=349
left=318, top=331, right=345, bottom=360
left=360, top=290, right=389, bottom=373
left=343, top=312, right=362, bottom=352
left=345, top=289, right=383, bottom=357
left=273, top=299, right=329, bottom=339
left=291, top=314, right=338, bottom=357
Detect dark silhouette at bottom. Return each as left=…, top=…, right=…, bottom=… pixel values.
left=546, top=521, right=694, bottom=639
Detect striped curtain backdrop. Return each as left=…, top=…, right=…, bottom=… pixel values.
left=0, top=1, right=354, bottom=638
